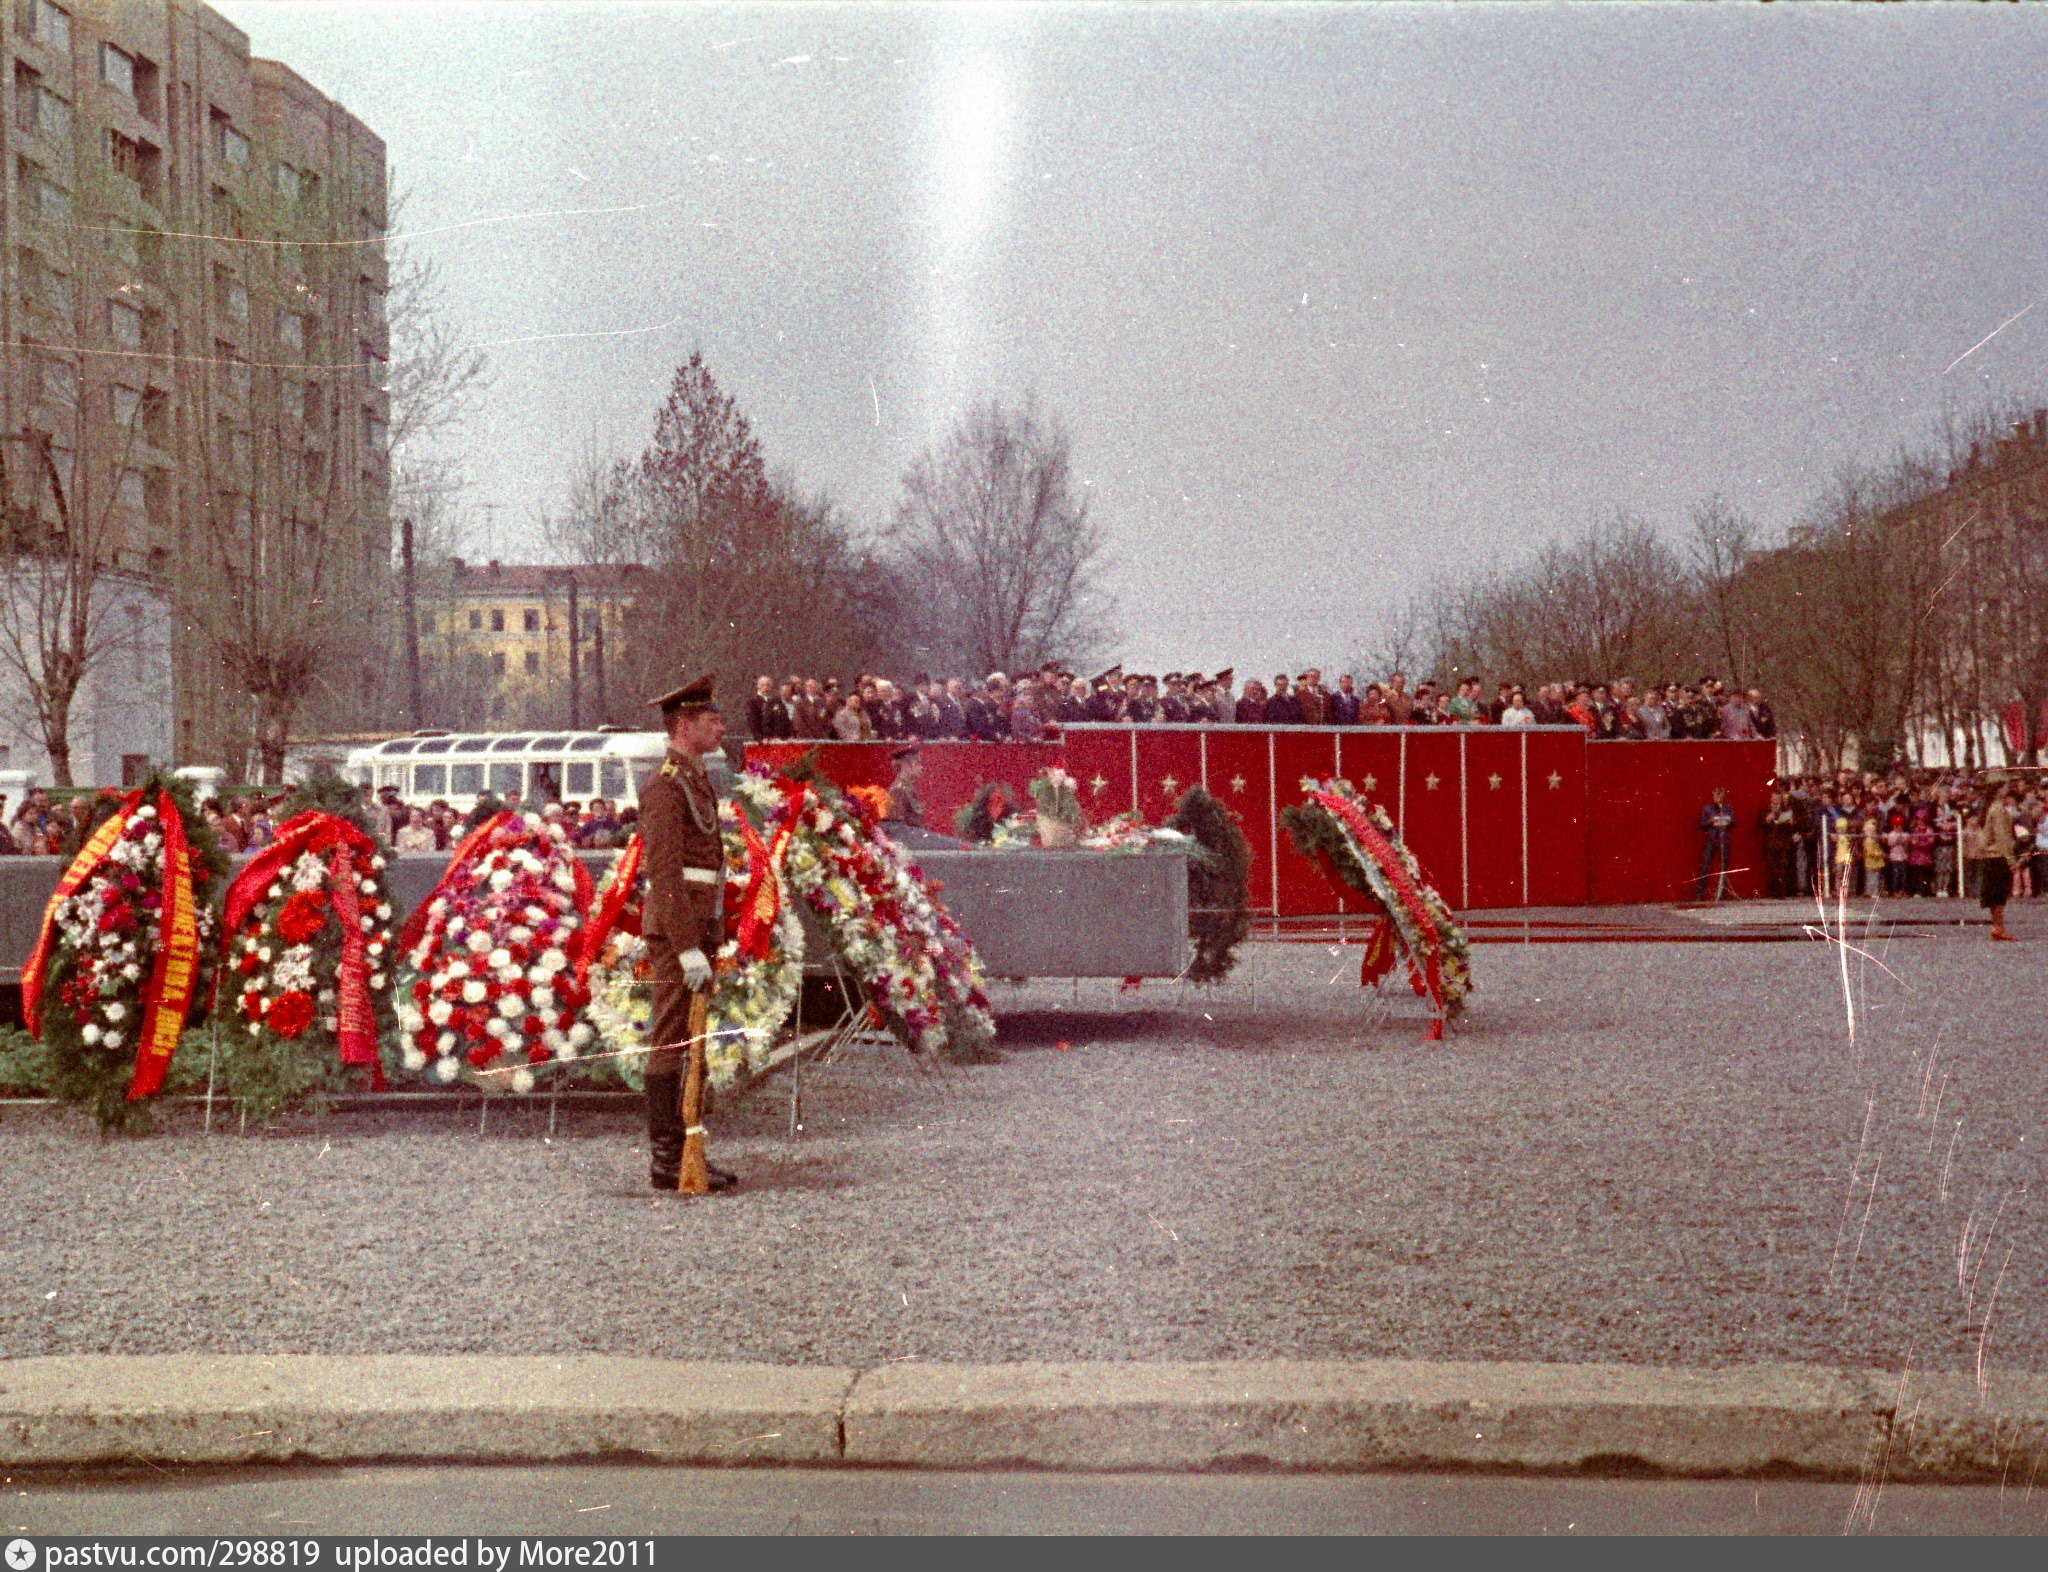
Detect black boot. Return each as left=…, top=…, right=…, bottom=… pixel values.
left=645, top=1071, right=682, bottom=1191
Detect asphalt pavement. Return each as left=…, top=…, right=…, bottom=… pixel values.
left=7, top=1463, right=2046, bottom=1536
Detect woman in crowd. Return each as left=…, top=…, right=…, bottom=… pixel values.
left=832, top=692, right=872, bottom=741
left=2012, top=807, right=2035, bottom=900
left=394, top=806, right=436, bottom=852
left=1907, top=808, right=1936, bottom=897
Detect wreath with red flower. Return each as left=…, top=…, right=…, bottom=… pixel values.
left=25, top=776, right=228, bottom=1133
left=218, top=809, right=398, bottom=1117
left=397, top=812, right=595, bottom=1092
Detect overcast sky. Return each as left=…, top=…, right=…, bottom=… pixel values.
left=217, top=0, right=2048, bottom=675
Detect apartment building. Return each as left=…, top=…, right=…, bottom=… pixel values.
left=0, top=0, right=388, bottom=783
left=413, top=558, right=645, bottom=732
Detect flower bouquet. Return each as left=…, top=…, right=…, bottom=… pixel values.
left=396, top=812, right=596, bottom=1090
left=24, top=777, right=228, bottom=1131
left=1028, top=768, right=1085, bottom=847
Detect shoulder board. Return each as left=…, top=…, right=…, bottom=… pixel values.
left=660, top=760, right=680, bottom=779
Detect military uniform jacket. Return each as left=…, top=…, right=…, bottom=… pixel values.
left=638, top=751, right=724, bottom=954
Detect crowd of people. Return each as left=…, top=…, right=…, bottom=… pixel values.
left=743, top=666, right=1781, bottom=742
left=1756, top=768, right=2048, bottom=916
left=0, top=785, right=639, bottom=859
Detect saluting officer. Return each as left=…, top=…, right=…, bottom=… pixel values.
left=638, top=673, right=737, bottom=1193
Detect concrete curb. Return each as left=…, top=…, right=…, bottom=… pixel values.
left=0, top=1357, right=2042, bottom=1480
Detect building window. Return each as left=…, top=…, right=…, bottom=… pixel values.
left=39, top=354, right=75, bottom=408
left=278, top=311, right=305, bottom=354
left=116, top=469, right=145, bottom=515
left=581, top=609, right=600, bottom=635
left=302, top=382, right=323, bottom=424
left=489, top=609, right=505, bottom=633
left=522, top=608, right=541, bottom=633
left=490, top=651, right=506, bottom=676
left=98, top=41, right=135, bottom=98
left=211, top=109, right=250, bottom=169
left=13, top=66, right=68, bottom=139
left=107, top=299, right=142, bottom=350
left=110, top=384, right=140, bottom=430
left=418, top=613, right=434, bottom=635
left=301, top=450, right=324, bottom=491
left=524, top=651, right=541, bottom=676
left=22, top=0, right=70, bottom=51
left=275, top=162, right=319, bottom=206
left=142, top=386, right=167, bottom=444
left=215, top=267, right=248, bottom=323
left=215, top=342, right=250, bottom=403
left=107, top=130, right=160, bottom=198
left=467, top=610, right=482, bottom=631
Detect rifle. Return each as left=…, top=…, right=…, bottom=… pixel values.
left=678, top=989, right=711, bottom=1195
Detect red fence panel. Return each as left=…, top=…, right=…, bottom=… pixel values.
left=750, top=728, right=1777, bottom=911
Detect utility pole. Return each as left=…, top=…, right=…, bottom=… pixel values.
left=401, top=516, right=423, bottom=729
left=566, top=570, right=582, bottom=728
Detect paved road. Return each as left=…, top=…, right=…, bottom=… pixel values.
left=5, top=1464, right=2046, bottom=1536
left=0, top=918, right=2042, bottom=1369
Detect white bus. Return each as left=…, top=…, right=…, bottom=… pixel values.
left=344, top=728, right=671, bottom=811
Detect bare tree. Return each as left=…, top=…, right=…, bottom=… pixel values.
left=0, top=417, right=143, bottom=786
left=552, top=353, right=911, bottom=713
left=1688, top=497, right=1758, bottom=687
left=888, top=397, right=1112, bottom=675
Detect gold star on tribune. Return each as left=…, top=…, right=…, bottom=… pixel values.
left=1230, top=774, right=1248, bottom=794
left=1361, top=773, right=1377, bottom=791
left=1424, top=773, right=1440, bottom=791
left=1488, top=773, right=1503, bottom=790
left=1090, top=773, right=1108, bottom=795
left=1160, top=775, right=1179, bottom=795
left=1547, top=771, right=1563, bottom=789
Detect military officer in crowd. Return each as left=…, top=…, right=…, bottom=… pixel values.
left=638, top=673, right=738, bottom=1194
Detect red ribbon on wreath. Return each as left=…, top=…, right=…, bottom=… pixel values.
left=129, top=796, right=199, bottom=1100
left=573, top=832, right=645, bottom=990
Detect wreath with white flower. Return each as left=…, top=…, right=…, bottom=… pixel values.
left=735, top=766, right=996, bottom=1061
left=396, top=812, right=596, bottom=1091
left=26, top=777, right=228, bottom=1132
left=217, top=810, right=398, bottom=1113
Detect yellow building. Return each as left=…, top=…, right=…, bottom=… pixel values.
left=411, top=558, right=646, bottom=731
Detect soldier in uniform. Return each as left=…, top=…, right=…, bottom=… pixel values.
left=885, top=744, right=924, bottom=828
left=638, top=673, right=738, bottom=1193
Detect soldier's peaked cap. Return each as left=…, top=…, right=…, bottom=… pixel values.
left=648, top=672, right=719, bottom=716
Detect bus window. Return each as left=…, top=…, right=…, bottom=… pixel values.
left=455, top=737, right=490, bottom=753
left=530, top=762, right=561, bottom=804
left=377, top=764, right=403, bottom=788
left=490, top=736, right=529, bottom=753
left=413, top=763, right=446, bottom=796
left=565, top=761, right=594, bottom=796
left=569, top=736, right=605, bottom=751
left=452, top=763, right=483, bottom=795
left=380, top=739, right=420, bottom=755
left=532, top=735, right=569, bottom=751
left=488, top=762, right=521, bottom=796
left=600, top=759, right=627, bottom=800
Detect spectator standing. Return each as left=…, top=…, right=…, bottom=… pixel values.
left=1907, top=809, right=1936, bottom=896
left=1329, top=674, right=1361, bottom=726
left=1234, top=680, right=1268, bottom=724
left=1720, top=688, right=1758, bottom=740
left=1266, top=674, right=1304, bottom=725
left=1934, top=799, right=1960, bottom=897
left=0, top=800, right=17, bottom=855
left=1010, top=682, right=1046, bottom=742
left=746, top=675, right=788, bottom=739
left=1748, top=687, right=1777, bottom=741
left=1697, top=786, right=1736, bottom=900
left=832, top=693, right=872, bottom=741
left=1296, top=671, right=1330, bottom=726
left=395, top=808, right=436, bottom=852
left=1500, top=687, right=1535, bottom=727
left=1763, top=791, right=1796, bottom=896
left=1981, top=780, right=2019, bottom=939
left=1384, top=673, right=1415, bottom=725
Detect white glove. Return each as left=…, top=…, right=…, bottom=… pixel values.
left=678, top=948, right=712, bottom=991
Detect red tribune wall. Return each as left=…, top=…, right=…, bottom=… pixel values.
left=742, top=741, right=1060, bottom=840
left=1584, top=739, right=1776, bottom=905
left=745, top=729, right=1777, bottom=913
